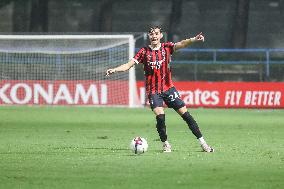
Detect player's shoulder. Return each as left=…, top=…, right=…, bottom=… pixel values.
left=139, top=46, right=148, bottom=51
left=137, top=46, right=150, bottom=55
left=163, top=41, right=175, bottom=47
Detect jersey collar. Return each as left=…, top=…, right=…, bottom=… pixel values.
left=148, top=43, right=161, bottom=50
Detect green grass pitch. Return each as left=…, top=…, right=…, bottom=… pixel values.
left=0, top=107, right=283, bottom=189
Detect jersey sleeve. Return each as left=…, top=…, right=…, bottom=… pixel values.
left=164, top=42, right=176, bottom=54
left=133, top=47, right=146, bottom=64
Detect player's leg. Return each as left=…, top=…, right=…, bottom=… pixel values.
left=177, top=106, right=202, bottom=139
left=163, top=88, right=202, bottom=139
left=149, top=94, right=171, bottom=152
left=163, top=87, right=214, bottom=152
left=153, top=106, right=166, bottom=143
left=177, top=106, right=214, bottom=152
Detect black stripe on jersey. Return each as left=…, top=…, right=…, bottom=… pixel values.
left=160, top=47, right=164, bottom=93
left=144, top=47, right=150, bottom=94
left=145, top=74, right=149, bottom=96
left=148, top=48, right=154, bottom=95
left=165, top=45, right=171, bottom=81
left=155, top=50, right=159, bottom=94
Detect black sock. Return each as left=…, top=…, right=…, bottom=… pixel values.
left=156, top=114, right=167, bottom=142
left=181, top=111, right=202, bottom=139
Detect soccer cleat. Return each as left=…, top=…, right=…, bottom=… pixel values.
left=163, top=141, right=172, bottom=152
left=201, top=143, right=214, bottom=152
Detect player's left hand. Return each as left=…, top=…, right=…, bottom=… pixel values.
left=106, top=69, right=116, bottom=76
left=194, top=32, right=205, bottom=42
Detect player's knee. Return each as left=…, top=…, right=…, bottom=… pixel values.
left=153, top=107, right=164, bottom=115
left=177, top=106, right=187, bottom=116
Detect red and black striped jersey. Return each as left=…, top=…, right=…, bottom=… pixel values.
left=133, top=42, right=175, bottom=95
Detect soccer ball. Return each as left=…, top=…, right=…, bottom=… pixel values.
left=130, top=137, right=148, bottom=154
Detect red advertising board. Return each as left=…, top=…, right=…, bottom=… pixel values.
left=136, top=81, right=284, bottom=108
left=0, top=80, right=128, bottom=105
left=1, top=80, right=283, bottom=108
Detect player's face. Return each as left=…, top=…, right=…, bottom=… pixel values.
left=148, top=28, right=162, bottom=46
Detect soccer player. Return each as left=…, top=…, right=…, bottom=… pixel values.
left=106, top=26, right=214, bottom=153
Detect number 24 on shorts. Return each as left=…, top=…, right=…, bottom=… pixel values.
left=169, top=91, right=180, bottom=101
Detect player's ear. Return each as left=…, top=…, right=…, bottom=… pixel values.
left=160, top=33, right=163, bottom=39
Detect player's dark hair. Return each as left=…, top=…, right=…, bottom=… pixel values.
left=148, top=26, right=162, bottom=33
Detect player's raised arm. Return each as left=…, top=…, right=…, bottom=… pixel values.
left=174, top=32, right=205, bottom=51
left=106, top=59, right=136, bottom=76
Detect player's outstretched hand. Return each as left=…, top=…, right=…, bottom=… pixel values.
left=106, top=69, right=116, bottom=76
left=194, top=32, right=205, bottom=42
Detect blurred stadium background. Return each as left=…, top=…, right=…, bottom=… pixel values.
left=0, top=0, right=283, bottom=108
left=0, top=1, right=284, bottom=189
left=0, top=0, right=283, bottom=82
